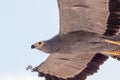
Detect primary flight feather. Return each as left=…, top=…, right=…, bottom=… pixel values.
left=29, top=0, right=120, bottom=80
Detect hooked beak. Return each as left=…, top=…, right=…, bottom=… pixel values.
left=31, top=45, right=35, bottom=49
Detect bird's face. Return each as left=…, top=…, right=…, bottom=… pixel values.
left=31, top=41, right=45, bottom=50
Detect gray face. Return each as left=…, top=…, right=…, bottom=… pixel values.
left=31, top=41, right=51, bottom=53
left=31, top=41, right=45, bottom=50
left=31, top=35, right=62, bottom=53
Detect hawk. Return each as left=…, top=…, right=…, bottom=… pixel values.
left=28, top=0, right=120, bottom=80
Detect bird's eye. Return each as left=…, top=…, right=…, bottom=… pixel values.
left=38, top=42, right=42, bottom=44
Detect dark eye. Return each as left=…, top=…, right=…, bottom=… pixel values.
left=38, top=42, right=42, bottom=44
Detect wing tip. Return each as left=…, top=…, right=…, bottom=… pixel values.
left=104, top=0, right=120, bottom=36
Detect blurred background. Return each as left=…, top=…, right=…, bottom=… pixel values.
left=0, top=0, right=120, bottom=80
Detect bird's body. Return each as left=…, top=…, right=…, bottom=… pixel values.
left=29, top=0, right=120, bottom=80
left=39, top=31, right=120, bottom=55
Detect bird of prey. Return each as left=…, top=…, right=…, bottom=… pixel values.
left=28, top=0, right=120, bottom=80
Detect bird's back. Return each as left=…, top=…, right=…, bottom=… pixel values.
left=59, top=31, right=120, bottom=54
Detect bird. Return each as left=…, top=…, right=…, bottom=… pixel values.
left=28, top=0, right=120, bottom=80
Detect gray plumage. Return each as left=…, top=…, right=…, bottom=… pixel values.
left=30, top=0, right=120, bottom=80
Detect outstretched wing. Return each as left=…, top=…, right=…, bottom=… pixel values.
left=58, top=0, right=120, bottom=36
left=34, top=53, right=108, bottom=80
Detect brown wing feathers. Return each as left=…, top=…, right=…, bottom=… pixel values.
left=104, top=0, right=120, bottom=60
left=66, top=53, right=108, bottom=80
left=58, top=0, right=120, bottom=36
left=37, top=53, right=108, bottom=80
left=104, top=0, right=120, bottom=36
